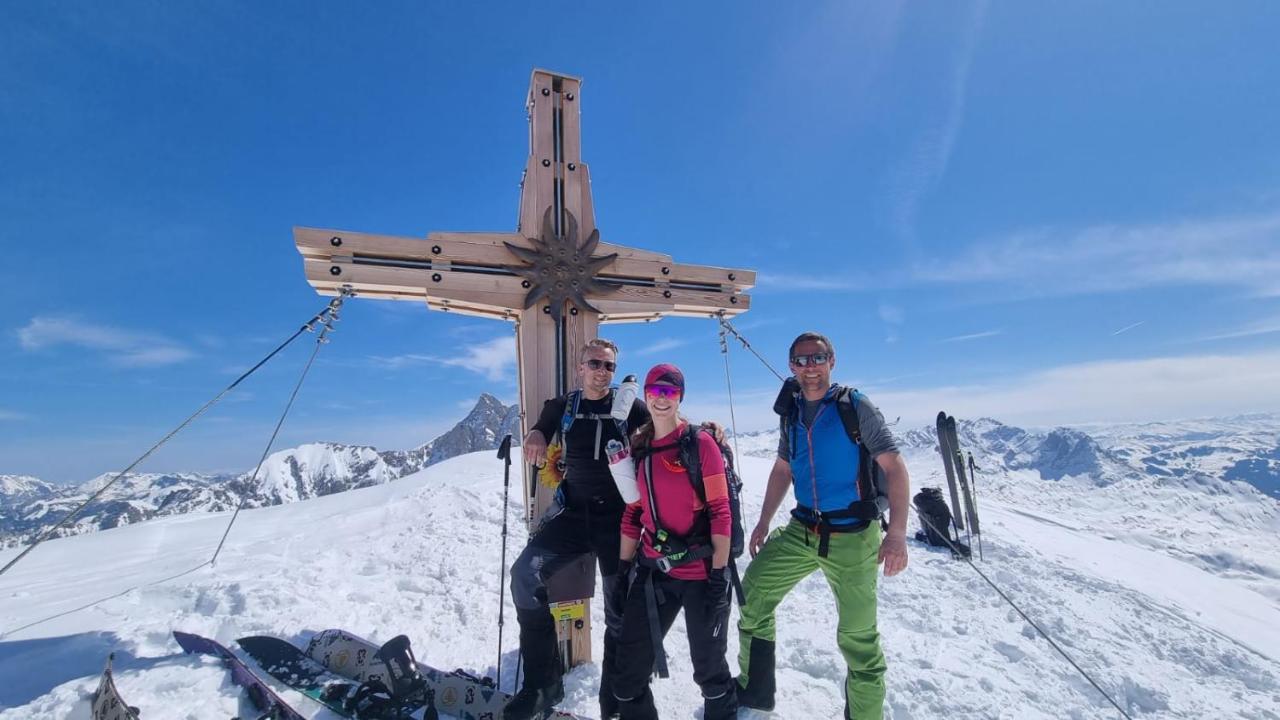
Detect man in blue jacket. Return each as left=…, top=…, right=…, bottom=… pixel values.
left=735, top=331, right=911, bottom=720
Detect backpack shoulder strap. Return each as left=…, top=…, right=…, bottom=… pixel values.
left=834, top=386, right=864, bottom=446
left=835, top=386, right=878, bottom=503
left=679, top=424, right=706, bottom=500
left=558, top=390, right=582, bottom=438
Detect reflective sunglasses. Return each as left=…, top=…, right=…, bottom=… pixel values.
left=584, top=358, right=617, bottom=372
left=790, top=352, right=831, bottom=367
left=645, top=385, right=681, bottom=399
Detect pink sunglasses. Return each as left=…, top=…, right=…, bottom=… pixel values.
left=645, top=385, right=681, bottom=399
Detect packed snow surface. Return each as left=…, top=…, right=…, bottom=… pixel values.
left=1, top=450, right=1277, bottom=719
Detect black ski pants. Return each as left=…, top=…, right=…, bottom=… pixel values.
left=510, top=494, right=626, bottom=690
left=611, top=567, right=737, bottom=720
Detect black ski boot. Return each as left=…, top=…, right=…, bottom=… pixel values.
left=616, top=687, right=659, bottom=720
left=600, top=678, right=621, bottom=719
left=505, top=607, right=565, bottom=720
left=503, top=679, right=564, bottom=720
left=600, top=623, right=622, bottom=719
left=735, top=638, right=776, bottom=712
left=703, top=682, right=738, bottom=720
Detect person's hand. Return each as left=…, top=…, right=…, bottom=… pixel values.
left=749, top=520, right=770, bottom=559
left=705, top=566, right=732, bottom=638
left=879, top=531, right=909, bottom=577
left=523, top=429, right=547, bottom=466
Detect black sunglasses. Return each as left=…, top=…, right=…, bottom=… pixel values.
left=584, top=358, right=617, bottom=372
left=790, top=353, right=831, bottom=367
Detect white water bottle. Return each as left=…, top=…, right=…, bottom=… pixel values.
left=605, top=438, right=640, bottom=504
left=612, top=374, right=639, bottom=421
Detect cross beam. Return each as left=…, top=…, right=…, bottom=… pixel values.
left=294, top=69, right=754, bottom=668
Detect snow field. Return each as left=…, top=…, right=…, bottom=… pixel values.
left=0, top=451, right=1277, bottom=718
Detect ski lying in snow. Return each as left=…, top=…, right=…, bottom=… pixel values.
left=173, top=631, right=305, bottom=720
left=91, top=652, right=140, bottom=720
left=305, top=628, right=588, bottom=720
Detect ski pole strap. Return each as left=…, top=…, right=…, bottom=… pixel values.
left=642, top=571, right=670, bottom=679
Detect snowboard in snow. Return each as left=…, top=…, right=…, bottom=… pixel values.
left=91, top=652, right=140, bottom=720
left=305, top=628, right=587, bottom=720
left=238, top=634, right=446, bottom=719
left=236, top=635, right=392, bottom=718
left=173, top=631, right=306, bottom=720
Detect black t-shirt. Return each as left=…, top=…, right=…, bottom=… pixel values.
left=532, top=392, right=650, bottom=504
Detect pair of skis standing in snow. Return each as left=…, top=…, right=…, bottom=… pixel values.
left=507, top=333, right=912, bottom=720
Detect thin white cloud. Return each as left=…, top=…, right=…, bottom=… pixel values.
left=875, top=349, right=1280, bottom=429
left=940, top=329, right=1002, bottom=343
left=370, top=336, right=516, bottom=383
left=912, top=210, right=1280, bottom=297
left=879, top=303, right=905, bottom=344
left=754, top=273, right=857, bottom=292
left=687, top=350, right=1280, bottom=435
left=887, top=0, right=989, bottom=241
left=1111, top=321, right=1145, bottom=336
left=1197, top=317, right=1280, bottom=342
left=878, top=303, right=905, bottom=325
left=16, top=316, right=194, bottom=367
left=636, top=338, right=689, bottom=357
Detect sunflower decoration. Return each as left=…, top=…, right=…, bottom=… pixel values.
left=539, top=442, right=565, bottom=488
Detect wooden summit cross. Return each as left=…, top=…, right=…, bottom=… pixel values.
left=293, top=69, right=754, bottom=667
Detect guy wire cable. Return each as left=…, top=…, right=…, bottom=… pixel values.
left=0, top=288, right=354, bottom=578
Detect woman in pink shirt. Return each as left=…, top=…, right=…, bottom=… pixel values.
left=609, top=363, right=737, bottom=720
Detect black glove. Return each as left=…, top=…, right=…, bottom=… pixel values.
left=705, top=566, right=732, bottom=638
left=610, top=559, right=634, bottom=614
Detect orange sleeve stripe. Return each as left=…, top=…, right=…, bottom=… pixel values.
left=701, top=471, right=729, bottom=502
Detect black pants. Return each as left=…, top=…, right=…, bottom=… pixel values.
left=611, top=567, right=736, bottom=720
left=509, top=494, right=625, bottom=689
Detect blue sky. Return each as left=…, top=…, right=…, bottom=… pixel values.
left=3, top=2, right=1279, bottom=484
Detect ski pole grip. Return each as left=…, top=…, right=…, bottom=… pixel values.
left=497, top=434, right=512, bottom=461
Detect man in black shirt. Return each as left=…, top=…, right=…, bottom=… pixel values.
left=505, top=338, right=649, bottom=720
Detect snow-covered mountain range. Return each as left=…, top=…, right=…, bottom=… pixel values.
left=734, top=411, right=1280, bottom=496
left=0, top=393, right=521, bottom=548
left=5, top=404, right=1277, bottom=578
left=1, top=431, right=1277, bottom=717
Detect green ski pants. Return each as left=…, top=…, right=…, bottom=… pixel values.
left=737, top=519, right=886, bottom=720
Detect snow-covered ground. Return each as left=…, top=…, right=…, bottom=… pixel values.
left=1, top=450, right=1278, bottom=719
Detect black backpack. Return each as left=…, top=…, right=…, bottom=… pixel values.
left=678, top=424, right=745, bottom=562
left=912, top=487, right=970, bottom=559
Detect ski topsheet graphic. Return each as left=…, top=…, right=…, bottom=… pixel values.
left=173, top=631, right=305, bottom=720
left=305, top=628, right=588, bottom=720
left=91, top=653, right=140, bottom=720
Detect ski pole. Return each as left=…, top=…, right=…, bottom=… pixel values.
left=968, top=452, right=984, bottom=561
left=496, top=434, right=514, bottom=688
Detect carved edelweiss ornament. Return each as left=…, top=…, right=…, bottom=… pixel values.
left=504, top=206, right=618, bottom=322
